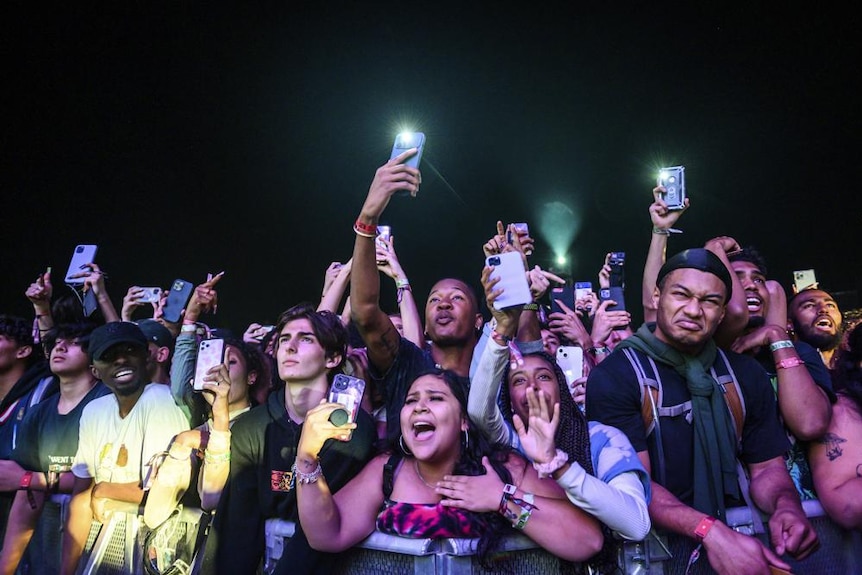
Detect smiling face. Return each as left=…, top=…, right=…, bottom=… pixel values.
left=732, top=260, right=769, bottom=319
left=424, top=279, right=480, bottom=346
left=399, top=374, right=467, bottom=462
left=790, top=289, right=843, bottom=351
left=653, top=268, right=727, bottom=354
left=275, top=318, right=340, bottom=384
left=507, top=355, right=561, bottom=426
left=92, top=343, right=149, bottom=397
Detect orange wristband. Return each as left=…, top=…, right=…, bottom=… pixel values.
left=694, top=515, right=716, bottom=539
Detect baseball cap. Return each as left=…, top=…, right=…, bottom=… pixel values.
left=137, top=319, right=175, bottom=351
left=88, top=322, right=148, bottom=361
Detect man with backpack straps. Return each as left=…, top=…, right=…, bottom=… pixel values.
left=586, top=249, right=818, bottom=575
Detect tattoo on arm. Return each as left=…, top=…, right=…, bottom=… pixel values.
left=378, top=326, right=400, bottom=357
left=818, top=432, right=847, bottom=461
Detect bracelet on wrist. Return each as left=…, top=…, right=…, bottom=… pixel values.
left=353, top=218, right=378, bottom=238
left=291, top=460, right=323, bottom=485
left=693, top=515, right=716, bottom=539
left=652, top=226, right=683, bottom=235
left=532, top=448, right=569, bottom=478
left=776, top=356, right=805, bottom=370
left=522, top=303, right=539, bottom=311
left=587, top=346, right=610, bottom=357
left=769, top=340, right=795, bottom=353
left=204, top=451, right=231, bottom=464
left=395, top=277, right=410, bottom=289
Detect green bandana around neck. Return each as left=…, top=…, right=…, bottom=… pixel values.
left=618, top=323, right=740, bottom=520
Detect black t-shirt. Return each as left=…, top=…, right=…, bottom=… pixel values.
left=754, top=340, right=836, bottom=402
left=12, top=382, right=110, bottom=472
left=586, top=347, right=789, bottom=507
left=210, top=387, right=376, bottom=575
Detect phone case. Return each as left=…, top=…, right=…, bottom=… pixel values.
left=138, top=287, right=162, bottom=304
left=574, top=282, right=593, bottom=302
left=193, top=338, right=225, bottom=391
left=64, top=245, right=98, bottom=285
left=793, top=269, right=817, bottom=292
left=390, top=132, right=425, bottom=169
left=550, top=285, right=573, bottom=315
left=82, top=290, right=98, bottom=317
left=162, top=279, right=193, bottom=323
left=328, top=374, right=366, bottom=424
left=657, top=166, right=686, bottom=210
left=486, top=252, right=532, bottom=310
left=556, top=346, right=584, bottom=392
left=599, top=286, right=626, bottom=312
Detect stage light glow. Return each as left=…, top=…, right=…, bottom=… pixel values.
left=556, top=255, right=567, bottom=265
left=536, top=199, right=580, bottom=277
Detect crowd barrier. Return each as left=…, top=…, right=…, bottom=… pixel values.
left=14, top=497, right=862, bottom=574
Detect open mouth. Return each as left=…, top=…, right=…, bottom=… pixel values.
left=746, top=296, right=762, bottom=312
left=412, top=421, right=436, bottom=441
left=814, top=317, right=834, bottom=331
left=113, top=367, right=135, bottom=381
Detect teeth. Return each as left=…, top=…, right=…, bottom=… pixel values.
left=746, top=298, right=760, bottom=305
left=413, top=422, right=435, bottom=431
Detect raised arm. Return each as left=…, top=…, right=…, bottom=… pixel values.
left=318, top=260, right=352, bottom=316
left=642, top=187, right=689, bottom=322
left=375, top=236, right=424, bottom=347
left=25, top=269, right=54, bottom=334
left=350, top=150, right=421, bottom=372
left=703, top=236, right=749, bottom=347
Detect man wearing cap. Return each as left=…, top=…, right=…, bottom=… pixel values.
left=137, top=319, right=174, bottom=385
left=60, top=322, right=188, bottom=575
left=587, top=249, right=818, bottom=575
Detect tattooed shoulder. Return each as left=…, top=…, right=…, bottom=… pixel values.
left=818, top=432, right=848, bottom=461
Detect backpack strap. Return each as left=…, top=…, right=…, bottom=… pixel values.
left=622, top=348, right=668, bottom=485
left=711, top=349, right=747, bottom=446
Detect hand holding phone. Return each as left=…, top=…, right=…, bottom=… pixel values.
left=64, top=245, right=98, bottom=285
left=792, top=269, right=818, bottom=294
left=390, top=132, right=426, bottom=197
left=193, top=339, right=226, bottom=392
left=486, top=252, right=532, bottom=310
left=328, top=374, right=366, bottom=426
left=657, top=166, right=686, bottom=210
left=550, top=284, right=574, bottom=316
left=162, top=279, right=194, bottom=324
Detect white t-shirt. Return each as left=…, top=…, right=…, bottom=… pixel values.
left=72, top=383, right=189, bottom=484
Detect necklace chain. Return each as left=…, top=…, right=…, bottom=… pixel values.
left=414, top=459, right=437, bottom=489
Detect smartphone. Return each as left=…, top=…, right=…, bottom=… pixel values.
left=137, top=287, right=162, bottom=304
left=550, top=284, right=574, bottom=315
left=608, top=252, right=625, bottom=288
left=193, top=338, right=225, bottom=392
left=600, top=286, right=627, bottom=313
left=376, top=225, right=392, bottom=256
left=390, top=132, right=425, bottom=169
left=162, top=279, right=194, bottom=324
left=64, top=245, right=98, bottom=285
left=556, top=346, right=585, bottom=393
left=82, top=290, right=98, bottom=317
left=506, top=222, right=530, bottom=245
left=486, top=252, right=532, bottom=310
left=390, top=132, right=426, bottom=197
left=657, top=166, right=686, bottom=210
left=574, top=281, right=593, bottom=312
left=328, top=374, right=366, bottom=426
left=792, top=269, right=818, bottom=293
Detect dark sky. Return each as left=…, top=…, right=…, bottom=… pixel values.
left=3, top=4, right=860, bottom=330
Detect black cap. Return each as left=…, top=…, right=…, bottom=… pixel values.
left=88, top=322, right=148, bottom=361
left=657, top=248, right=733, bottom=301
left=137, top=319, right=174, bottom=351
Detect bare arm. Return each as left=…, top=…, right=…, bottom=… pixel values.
left=643, top=188, right=689, bottom=322
left=0, top=490, right=45, bottom=575
left=809, top=396, right=862, bottom=530
left=61, top=477, right=94, bottom=575
left=376, top=237, right=424, bottom=347
left=350, top=153, right=420, bottom=372
left=318, top=261, right=352, bottom=315
left=704, top=237, right=749, bottom=348
left=25, top=270, right=54, bottom=333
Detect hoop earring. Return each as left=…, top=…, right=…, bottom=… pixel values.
left=461, top=430, right=469, bottom=451
left=399, top=435, right=413, bottom=456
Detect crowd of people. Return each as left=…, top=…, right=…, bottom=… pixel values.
left=0, top=147, right=859, bottom=575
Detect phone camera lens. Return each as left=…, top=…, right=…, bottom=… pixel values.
left=76, top=246, right=84, bottom=253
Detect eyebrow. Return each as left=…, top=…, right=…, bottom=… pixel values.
left=279, top=330, right=315, bottom=338
left=669, top=283, right=725, bottom=300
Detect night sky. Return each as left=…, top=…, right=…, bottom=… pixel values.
left=3, top=5, right=860, bottom=331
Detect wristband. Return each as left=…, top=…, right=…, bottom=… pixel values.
left=776, top=356, right=805, bottom=370
left=19, top=471, right=33, bottom=490
left=395, top=277, right=410, bottom=289
left=522, top=303, right=539, bottom=311
left=693, top=515, right=716, bottom=539
left=769, top=340, right=795, bottom=353
left=652, top=226, right=683, bottom=235
left=354, top=219, right=378, bottom=238
left=491, top=329, right=512, bottom=345
left=587, top=346, right=610, bottom=357
left=532, top=448, right=569, bottom=478
left=180, top=323, right=198, bottom=333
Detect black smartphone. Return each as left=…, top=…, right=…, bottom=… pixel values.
left=82, top=290, right=98, bottom=317
left=550, top=284, right=574, bottom=315
left=162, top=279, right=194, bottom=324
left=600, top=286, right=627, bottom=314
left=657, top=166, right=686, bottom=210
left=608, top=252, right=625, bottom=288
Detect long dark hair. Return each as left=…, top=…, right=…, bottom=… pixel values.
left=395, top=368, right=516, bottom=570
left=833, top=322, right=862, bottom=409
left=502, top=351, right=620, bottom=574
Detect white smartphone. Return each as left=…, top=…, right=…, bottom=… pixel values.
left=137, top=287, right=162, bottom=304
left=193, top=338, right=225, bottom=392
left=793, top=269, right=817, bottom=293
left=64, top=245, right=98, bottom=285
left=390, top=132, right=425, bottom=169
left=556, top=346, right=584, bottom=395
left=486, top=252, right=532, bottom=310
left=328, top=374, right=366, bottom=425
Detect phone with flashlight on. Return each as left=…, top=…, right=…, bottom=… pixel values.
left=390, top=132, right=425, bottom=196
left=657, top=166, right=686, bottom=210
